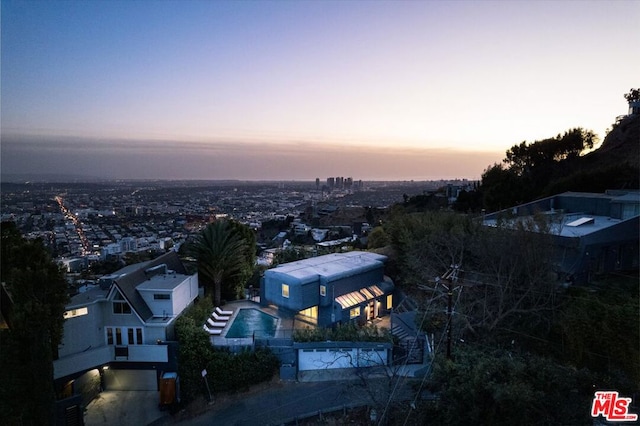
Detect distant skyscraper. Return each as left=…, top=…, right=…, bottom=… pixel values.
left=327, top=177, right=335, bottom=189
left=315, top=178, right=320, bottom=190
left=346, top=177, right=353, bottom=188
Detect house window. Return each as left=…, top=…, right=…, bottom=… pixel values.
left=153, top=294, right=170, bottom=300
left=63, top=307, right=88, bottom=319
left=107, top=327, right=142, bottom=345
left=299, top=306, right=318, bottom=319
left=282, top=284, right=289, bottom=298
left=320, top=285, right=326, bottom=297
left=113, top=301, right=132, bottom=314
left=126, top=327, right=143, bottom=345
left=350, top=306, right=361, bottom=319
left=386, top=294, right=393, bottom=310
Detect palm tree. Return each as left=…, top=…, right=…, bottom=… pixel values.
left=188, top=220, right=248, bottom=306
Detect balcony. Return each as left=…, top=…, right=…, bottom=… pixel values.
left=54, top=344, right=169, bottom=379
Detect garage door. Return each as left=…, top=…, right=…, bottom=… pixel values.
left=298, top=349, right=354, bottom=371
left=298, top=348, right=389, bottom=371
left=103, top=369, right=158, bottom=391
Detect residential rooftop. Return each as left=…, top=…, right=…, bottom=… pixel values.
left=269, top=251, right=387, bottom=281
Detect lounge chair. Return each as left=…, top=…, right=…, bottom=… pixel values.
left=212, top=311, right=230, bottom=321
left=203, top=324, right=222, bottom=335
left=216, top=306, right=233, bottom=316
left=207, top=318, right=226, bottom=328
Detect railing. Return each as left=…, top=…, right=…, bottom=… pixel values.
left=122, top=344, right=168, bottom=362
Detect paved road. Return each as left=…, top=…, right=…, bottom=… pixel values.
left=162, top=376, right=417, bottom=426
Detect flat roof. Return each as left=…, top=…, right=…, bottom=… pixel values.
left=136, top=273, right=188, bottom=291
left=67, top=286, right=108, bottom=308
left=483, top=214, right=626, bottom=238
left=268, top=251, right=387, bottom=281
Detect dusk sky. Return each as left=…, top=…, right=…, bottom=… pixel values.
left=1, top=1, right=638, bottom=181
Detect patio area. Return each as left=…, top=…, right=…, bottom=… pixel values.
left=206, top=299, right=393, bottom=347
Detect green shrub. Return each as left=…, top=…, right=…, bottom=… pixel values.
left=175, top=298, right=280, bottom=402
left=293, top=322, right=392, bottom=343
left=206, top=348, right=280, bottom=393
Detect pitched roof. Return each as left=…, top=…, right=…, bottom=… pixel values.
left=112, top=251, right=187, bottom=322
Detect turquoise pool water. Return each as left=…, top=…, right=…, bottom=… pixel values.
left=225, top=308, right=278, bottom=338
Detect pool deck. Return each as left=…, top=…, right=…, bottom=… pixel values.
left=208, top=299, right=392, bottom=347
left=207, top=299, right=295, bottom=346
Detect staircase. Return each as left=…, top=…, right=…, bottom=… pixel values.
left=390, top=295, right=426, bottom=364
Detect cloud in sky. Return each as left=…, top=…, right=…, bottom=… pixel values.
left=1, top=134, right=501, bottom=181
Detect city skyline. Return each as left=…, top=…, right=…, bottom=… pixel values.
left=1, top=1, right=638, bottom=181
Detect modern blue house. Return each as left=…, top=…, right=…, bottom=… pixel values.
left=483, top=190, right=639, bottom=285
left=261, top=251, right=394, bottom=327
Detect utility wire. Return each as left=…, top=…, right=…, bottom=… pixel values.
left=402, top=289, right=465, bottom=426
left=378, top=281, right=447, bottom=425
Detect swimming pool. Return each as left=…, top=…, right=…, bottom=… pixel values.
left=225, top=308, right=278, bottom=338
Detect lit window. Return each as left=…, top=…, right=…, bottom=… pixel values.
left=299, top=306, right=318, bottom=319
left=386, top=294, right=393, bottom=310
left=63, top=307, right=88, bottom=319
left=320, top=285, right=326, bottom=297
left=113, top=301, right=132, bottom=314
left=153, top=294, right=170, bottom=300
left=282, top=284, right=289, bottom=298
left=350, top=306, right=361, bottom=319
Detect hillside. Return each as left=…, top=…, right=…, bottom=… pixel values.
left=585, top=113, right=640, bottom=167
left=542, top=114, right=639, bottom=195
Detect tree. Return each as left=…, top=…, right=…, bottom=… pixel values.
left=387, top=211, right=560, bottom=349
left=386, top=211, right=476, bottom=289
left=503, top=128, right=596, bottom=176
left=558, top=278, right=639, bottom=385
left=224, top=220, right=257, bottom=300
left=413, top=347, right=597, bottom=426
left=480, top=163, right=524, bottom=212
left=0, top=222, right=69, bottom=425
left=187, top=220, right=251, bottom=306
left=623, top=88, right=640, bottom=103
left=460, top=215, right=560, bottom=337
left=478, top=128, right=599, bottom=212
left=367, top=226, right=390, bottom=249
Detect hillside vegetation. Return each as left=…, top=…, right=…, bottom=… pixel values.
left=452, top=112, right=639, bottom=213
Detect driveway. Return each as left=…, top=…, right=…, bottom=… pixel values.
left=84, top=390, right=168, bottom=426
